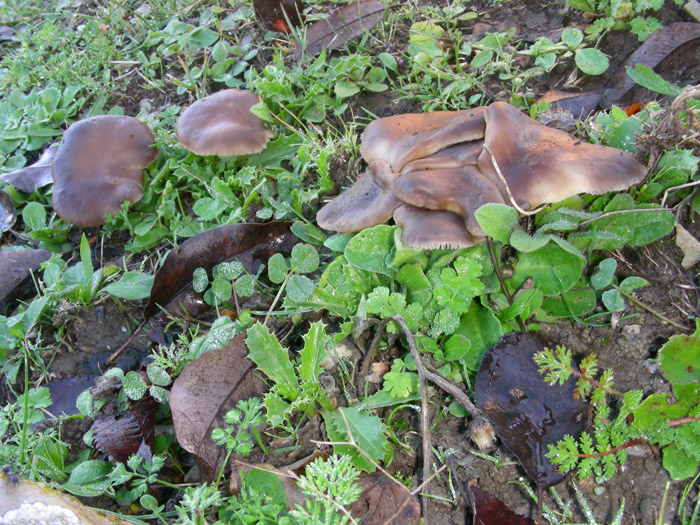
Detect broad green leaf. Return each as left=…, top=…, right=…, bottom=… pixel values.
left=659, top=335, right=700, bottom=384
left=474, top=203, right=519, bottom=244
left=512, top=244, right=584, bottom=296
left=510, top=230, right=551, bottom=252
left=591, top=258, right=617, bottom=290
left=246, top=322, right=297, bottom=391
left=602, top=289, right=626, bottom=312
left=290, top=244, right=319, bottom=273
left=103, top=271, right=154, bottom=300
left=575, top=47, right=609, bottom=75
left=447, top=302, right=503, bottom=371
left=541, top=287, right=597, bottom=318
left=267, top=253, right=288, bottom=284
left=146, top=363, right=171, bottom=387
left=22, top=202, right=46, bottom=230
left=80, top=233, right=93, bottom=287
left=291, top=221, right=326, bottom=245
left=68, top=460, right=112, bottom=486
left=619, top=276, right=649, bottom=293
left=344, top=225, right=396, bottom=276
left=286, top=274, right=315, bottom=302
left=323, top=407, right=391, bottom=472
left=663, top=445, right=698, bottom=480
left=626, top=64, right=682, bottom=97
left=396, top=263, right=432, bottom=305
left=561, top=27, right=583, bottom=49
left=123, top=371, right=148, bottom=400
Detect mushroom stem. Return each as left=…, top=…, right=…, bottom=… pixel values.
left=481, top=145, right=548, bottom=217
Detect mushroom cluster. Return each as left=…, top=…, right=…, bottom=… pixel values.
left=316, top=101, right=648, bottom=249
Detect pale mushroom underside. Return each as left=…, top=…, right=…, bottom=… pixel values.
left=316, top=101, right=648, bottom=249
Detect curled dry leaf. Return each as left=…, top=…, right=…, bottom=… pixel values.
left=474, top=332, right=588, bottom=488
left=144, top=222, right=296, bottom=319
left=601, top=22, right=700, bottom=107
left=296, top=0, right=385, bottom=58
left=0, top=144, right=57, bottom=193
left=0, top=188, right=16, bottom=234
left=170, top=333, right=265, bottom=480
left=349, top=471, right=421, bottom=525
left=91, top=392, right=157, bottom=463
left=0, top=248, right=51, bottom=314
left=675, top=224, right=700, bottom=269
left=469, top=484, right=535, bottom=525
left=0, top=476, right=129, bottom=524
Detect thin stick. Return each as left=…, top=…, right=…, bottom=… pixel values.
left=611, top=283, right=688, bottom=331
left=661, top=179, right=700, bottom=208
left=106, top=320, right=147, bottom=365
left=487, top=236, right=526, bottom=333
left=482, top=145, right=547, bottom=216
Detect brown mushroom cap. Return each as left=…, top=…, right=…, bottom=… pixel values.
left=392, top=165, right=506, bottom=237
left=477, top=101, right=648, bottom=210
left=400, top=140, right=483, bottom=175
left=316, top=159, right=400, bottom=233
left=394, top=204, right=481, bottom=250
left=175, top=89, right=274, bottom=156
left=360, top=107, right=486, bottom=173
left=51, top=115, right=158, bottom=227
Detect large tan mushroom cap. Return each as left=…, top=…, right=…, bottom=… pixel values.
left=175, top=89, right=274, bottom=156
left=360, top=107, right=486, bottom=173
left=392, top=165, right=506, bottom=237
left=394, top=204, right=482, bottom=250
left=316, top=159, right=400, bottom=233
left=52, top=115, right=158, bottom=227
left=477, top=101, right=648, bottom=211
left=400, top=140, right=483, bottom=175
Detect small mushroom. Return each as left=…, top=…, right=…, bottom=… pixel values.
left=175, top=89, right=274, bottom=156
left=393, top=204, right=481, bottom=249
left=51, top=115, right=158, bottom=227
left=477, top=101, right=648, bottom=211
left=360, top=107, right=486, bottom=172
left=317, top=159, right=400, bottom=233
left=392, top=165, right=506, bottom=236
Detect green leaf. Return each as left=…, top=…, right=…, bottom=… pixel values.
left=80, top=233, right=93, bottom=287
left=626, top=64, right=682, bottom=97
left=290, top=243, right=319, bottom=273
left=396, top=263, right=432, bottom=305
left=591, top=257, right=617, bottom=290
left=602, top=289, right=626, bottom=312
left=541, top=288, right=597, bottom=318
left=663, top=445, right=698, bottom=480
left=103, top=271, right=154, bottom=300
left=299, top=321, right=328, bottom=383
left=146, top=363, right=171, bottom=387
left=246, top=322, right=298, bottom=392
left=287, top=274, right=316, bottom=302
left=509, top=230, right=551, bottom=252
left=561, top=27, right=583, bottom=49
left=447, top=302, right=503, bottom=371
left=335, top=80, right=360, bottom=99
left=512, top=244, right=585, bottom=296
left=22, top=202, right=46, bottom=230
left=323, top=407, right=391, bottom=472
left=474, top=203, right=519, bottom=244
left=267, top=253, right=288, bottom=284
left=659, top=335, right=700, bottom=384
left=470, top=49, right=493, bottom=69
left=619, top=276, right=649, bottom=293
left=344, top=225, right=396, bottom=276
left=291, top=221, right=326, bottom=245
left=123, top=371, right=148, bottom=400
left=68, top=460, right=112, bottom=486
left=575, top=47, right=609, bottom=75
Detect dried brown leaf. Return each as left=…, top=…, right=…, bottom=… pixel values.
left=0, top=144, right=57, bottom=193
left=348, top=471, right=421, bottom=525
left=170, top=333, right=265, bottom=480
left=144, top=222, right=296, bottom=319
left=474, top=332, right=588, bottom=488
left=0, top=248, right=51, bottom=314
left=296, top=0, right=385, bottom=58
left=469, top=484, right=535, bottom=525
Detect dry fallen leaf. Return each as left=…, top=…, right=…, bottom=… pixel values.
left=675, top=224, right=700, bottom=269
left=0, top=144, right=57, bottom=193
left=144, top=221, right=296, bottom=318
left=296, top=0, right=385, bottom=58
left=469, top=484, right=535, bottom=525
left=0, top=248, right=51, bottom=314
left=349, top=471, right=421, bottom=525
left=474, top=332, right=588, bottom=488
left=170, top=333, right=265, bottom=480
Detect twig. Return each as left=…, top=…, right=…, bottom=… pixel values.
left=481, top=145, right=547, bottom=216
left=611, top=283, right=688, bottom=331
left=105, top=319, right=147, bottom=365
left=573, top=438, right=644, bottom=458
left=661, top=180, right=700, bottom=208
left=486, top=236, right=525, bottom=333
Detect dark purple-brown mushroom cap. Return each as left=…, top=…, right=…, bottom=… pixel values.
left=477, top=101, right=648, bottom=211
left=51, top=115, right=158, bottom=227
left=175, top=89, right=274, bottom=156
left=393, top=204, right=482, bottom=249
left=316, top=159, right=400, bottom=233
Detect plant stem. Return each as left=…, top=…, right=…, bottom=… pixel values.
left=668, top=415, right=700, bottom=427
left=486, top=236, right=525, bottom=333
left=574, top=438, right=643, bottom=458
left=567, top=366, right=624, bottom=398
left=611, top=283, right=688, bottom=331
left=264, top=271, right=291, bottom=327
